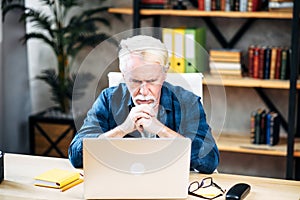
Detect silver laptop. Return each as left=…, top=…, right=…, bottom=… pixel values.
left=83, top=138, right=191, bottom=199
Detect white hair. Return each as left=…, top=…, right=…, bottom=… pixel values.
left=118, top=35, right=169, bottom=73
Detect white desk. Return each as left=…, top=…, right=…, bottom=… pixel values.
left=0, top=153, right=299, bottom=199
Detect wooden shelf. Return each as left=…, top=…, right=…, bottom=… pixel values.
left=216, top=133, right=300, bottom=157
left=108, top=8, right=293, bottom=19
left=203, top=74, right=300, bottom=89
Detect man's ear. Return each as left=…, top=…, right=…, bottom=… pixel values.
left=162, top=72, right=167, bottom=81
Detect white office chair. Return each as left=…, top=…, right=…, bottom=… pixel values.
left=107, top=72, right=203, bottom=104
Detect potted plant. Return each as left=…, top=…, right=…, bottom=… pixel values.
left=2, top=0, right=119, bottom=157
left=2, top=0, right=118, bottom=114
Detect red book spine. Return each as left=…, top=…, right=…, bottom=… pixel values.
left=275, top=47, right=282, bottom=79
left=253, top=47, right=260, bottom=79
left=251, top=0, right=262, bottom=11
left=220, top=0, right=226, bottom=10
left=248, top=45, right=255, bottom=77
left=198, top=0, right=205, bottom=10
left=211, top=0, right=217, bottom=10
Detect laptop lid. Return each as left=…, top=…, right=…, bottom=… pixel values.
left=83, top=138, right=191, bottom=199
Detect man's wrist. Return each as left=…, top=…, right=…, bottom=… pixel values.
left=115, top=126, right=128, bottom=137
left=157, top=126, right=184, bottom=138
left=98, top=126, right=127, bottom=138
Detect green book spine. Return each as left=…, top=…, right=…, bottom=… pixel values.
left=280, top=48, right=288, bottom=80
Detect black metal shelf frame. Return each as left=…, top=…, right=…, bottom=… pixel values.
left=132, top=0, right=299, bottom=180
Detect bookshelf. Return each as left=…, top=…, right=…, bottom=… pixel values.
left=217, top=133, right=300, bottom=157
left=108, top=8, right=293, bottom=19
left=203, top=75, right=300, bottom=89
left=108, top=0, right=300, bottom=180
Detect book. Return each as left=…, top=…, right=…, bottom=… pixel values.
left=263, top=47, right=272, bottom=79
left=34, top=168, right=80, bottom=189
left=258, top=47, right=265, bottom=79
left=269, top=47, right=277, bottom=79
left=210, top=48, right=242, bottom=59
left=198, top=0, right=205, bottom=10
left=209, top=62, right=241, bottom=70
left=220, top=0, right=226, bottom=10
left=260, top=111, right=267, bottom=144
left=240, top=0, right=248, bottom=11
left=254, top=108, right=265, bottom=144
left=210, top=56, right=241, bottom=63
left=247, top=45, right=255, bottom=77
left=205, top=0, right=212, bottom=10
left=60, top=178, right=83, bottom=192
left=252, top=47, right=260, bottom=79
left=275, top=47, right=282, bottom=79
left=251, top=0, right=262, bottom=11
left=266, top=112, right=280, bottom=146
left=250, top=111, right=256, bottom=144
left=210, top=68, right=242, bottom=76
left=280, top=48, right=290, bottom=80
left=268, top=1, right=293, bottom=9
left=211, top=0, right=217, bottom=10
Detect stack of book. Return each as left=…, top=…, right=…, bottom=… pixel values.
left=268, top=0, right=293, bottom=12
left=250, top=109, right=280, bottom=146
left=198, top=0, right=264, bottom=12
left=247, top=45, right=290, bottom=80
left=209, top=49, right=242, bottom=77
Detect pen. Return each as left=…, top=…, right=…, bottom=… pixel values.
left=60, top=178, right=83, bottom=192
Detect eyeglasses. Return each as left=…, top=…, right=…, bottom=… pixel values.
left=188, top=177, right=226, bottom=199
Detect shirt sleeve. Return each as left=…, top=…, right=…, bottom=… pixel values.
left=68, top=89, right=111, bottom=168
left=181, top=96, right=220, bottom=174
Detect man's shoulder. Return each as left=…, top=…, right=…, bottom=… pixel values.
left=102, top=83, right=128, bottom=96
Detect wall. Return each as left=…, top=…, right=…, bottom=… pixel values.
left=0, top=8, right=3, bottom=149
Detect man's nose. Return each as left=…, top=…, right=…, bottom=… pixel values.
left=139, top=83, right=150, bottom=96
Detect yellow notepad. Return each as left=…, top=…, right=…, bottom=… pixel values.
left=34, top=168, right=80, bottom=189
left=60, top=178, right=83, bottom=192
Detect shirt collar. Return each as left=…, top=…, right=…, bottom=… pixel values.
left=159, top=83, right=173, bottom=111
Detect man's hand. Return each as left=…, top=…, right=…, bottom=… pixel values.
left=136, top=115, right=165, bottom=136
left=118, top=104, right=155, bottom=135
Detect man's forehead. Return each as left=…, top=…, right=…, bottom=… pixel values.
left=124, top=68, right=162, bottom=79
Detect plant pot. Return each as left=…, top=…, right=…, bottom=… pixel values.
left=29, top=107, right=76, bottom=158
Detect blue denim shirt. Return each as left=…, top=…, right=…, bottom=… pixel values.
left=69, top=82, right=219, bottom=173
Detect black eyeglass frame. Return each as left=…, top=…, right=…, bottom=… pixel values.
left=188, top=177, right=226, bottom=200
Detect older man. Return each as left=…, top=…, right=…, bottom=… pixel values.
left=68, top=35, right=219, bottom=173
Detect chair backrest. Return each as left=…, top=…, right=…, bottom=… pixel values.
left=107, top=72, right=203, bottom=103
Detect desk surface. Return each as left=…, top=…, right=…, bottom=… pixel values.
left=0, top=153, right=299, bottom=200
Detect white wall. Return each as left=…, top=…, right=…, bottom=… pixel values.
left=25, top=0, right=57, bottom=113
